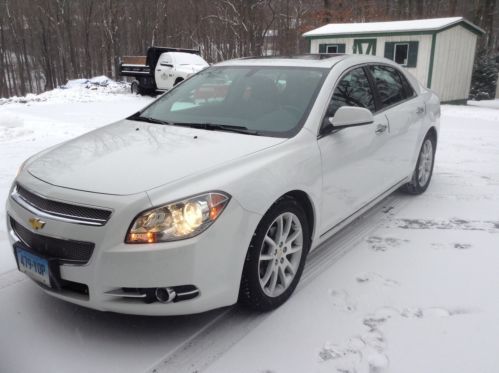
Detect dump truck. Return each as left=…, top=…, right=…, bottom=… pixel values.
left=119, top=46, right=209, bottom=95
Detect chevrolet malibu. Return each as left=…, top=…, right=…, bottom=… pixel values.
left=6, top=54, right=439, bottom=315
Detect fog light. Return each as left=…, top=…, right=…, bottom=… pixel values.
left=155, top=287, right=176, bottom=303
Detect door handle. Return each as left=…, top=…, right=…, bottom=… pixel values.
left=375, top=123, right=388, bottom=135
left=416, top=106, right=425, bottom=114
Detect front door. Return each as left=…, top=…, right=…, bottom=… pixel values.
left=318, top=66, right=390, bottom=234
left=353, top=39, right=377, bottom=55
left=154, top=53, right=175, bottom=90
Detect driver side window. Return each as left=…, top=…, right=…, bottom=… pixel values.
left=327, top=67, right=375, bottom=117
left=160, top=54, right=173, bottom=66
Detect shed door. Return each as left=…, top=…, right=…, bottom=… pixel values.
left=353, top=39, right=377, bottom=55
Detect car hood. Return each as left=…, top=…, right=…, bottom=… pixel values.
left=27, top=119, right=285, bottom=195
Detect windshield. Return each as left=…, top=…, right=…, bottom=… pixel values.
left=137, top=66, right=327, bottom=137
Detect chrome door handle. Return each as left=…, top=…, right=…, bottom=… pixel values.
left=375, top=123, right=388, bottom=135
left=416, top=106, right=425, bottom=114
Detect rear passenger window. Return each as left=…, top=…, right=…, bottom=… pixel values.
left=327, top=67, right=375, bottom=117
left=369, top=65, right=408, bottom=108
left=398, top=71, right=416, bottom=98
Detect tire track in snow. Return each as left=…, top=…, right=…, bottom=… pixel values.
left=0, top=269, right=27, bottom=290
left=147, top=194, right=410, bottom=373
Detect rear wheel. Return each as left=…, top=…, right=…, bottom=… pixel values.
left=402, top=133, right=436, bottom=195
left=239, top=197, right=310, bottom=311
left=131, top=80, right=140, bottom=95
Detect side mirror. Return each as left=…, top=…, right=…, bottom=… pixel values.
left=329, top=106, right=374, bottom=128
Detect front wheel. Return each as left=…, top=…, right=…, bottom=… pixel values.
left=239, top=197, right=310, bottom=311
left=402, top=133, right=436, bottom=194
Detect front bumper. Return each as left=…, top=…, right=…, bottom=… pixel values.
left=6, top=173, right=260, bottom=315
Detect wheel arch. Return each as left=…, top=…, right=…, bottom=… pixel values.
left=427, top=126, right=438, bottom=146
left=275, top=190, right=316, bottom=243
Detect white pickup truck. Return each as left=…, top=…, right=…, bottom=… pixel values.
left=119, top=47, right=209, bottom=95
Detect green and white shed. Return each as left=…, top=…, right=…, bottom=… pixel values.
left=303, top=17, right=484, bottom=102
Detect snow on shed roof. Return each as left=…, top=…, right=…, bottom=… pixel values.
left=303, top=17, right=485, bottom=37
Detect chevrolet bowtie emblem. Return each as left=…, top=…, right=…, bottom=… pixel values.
left=29, top=218, right=46, bottom=230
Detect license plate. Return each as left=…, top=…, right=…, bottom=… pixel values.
left=16, top=248, right=51, bottom=287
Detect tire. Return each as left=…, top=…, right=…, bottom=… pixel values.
left=402, top=132, right=436, bottom=195
left=131, top=80, right=140, bottom=95
left=239, top=197, right=310, bottom=312
left=174, top=78, right=184, bottom=86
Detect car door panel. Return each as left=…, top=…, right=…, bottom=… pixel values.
left=155, top=53, right=174, bottom=90
left=318, top=114, right=390, bottom=233
left=318, top=67, right=390, bottom=235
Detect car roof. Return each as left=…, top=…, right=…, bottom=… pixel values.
left=215, top=54, right=400, bottom=69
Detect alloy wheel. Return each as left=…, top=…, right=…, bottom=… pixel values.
left=258, top=212, right=303, bottom=297
left=418, top=138, right=433, bottom=187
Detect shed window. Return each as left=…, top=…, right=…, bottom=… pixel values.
left=327, top=45, right=338, bottom=53
left=318, top=43, right=346, bottom=54
left=394, top=43, right=409, bottom=65
left=384, top=41, right=419, bottom=68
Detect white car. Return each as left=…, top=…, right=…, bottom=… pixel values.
left=6, top=54, right=439, bottom=315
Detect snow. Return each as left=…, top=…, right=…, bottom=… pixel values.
left=0, top=84, right=153, bottom=273
left=201, top=105, right=499, bottom=373
left=468, top=99, right=499, bottom=110
left=0, top=76, right=130, bottom=105
left=303, top=17, right=484, bottom=37
left=1, top=86, right=499, bottom=373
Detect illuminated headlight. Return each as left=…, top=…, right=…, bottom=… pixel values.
left=126, top=192, right=230, bottom=243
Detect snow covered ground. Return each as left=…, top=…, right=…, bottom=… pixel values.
left=0, top=88, right=498, bottom=373
left=0, top=83, right=153, bottom=273
left=468, top=98, right=499, bottom=109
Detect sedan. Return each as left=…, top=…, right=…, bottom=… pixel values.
left=6, top=54, right=439, bottom=315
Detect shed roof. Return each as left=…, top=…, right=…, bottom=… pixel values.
left=303, top=17, right=485, bottom=38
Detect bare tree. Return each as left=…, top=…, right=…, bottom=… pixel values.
left=0, top=0, right=497, bottom=98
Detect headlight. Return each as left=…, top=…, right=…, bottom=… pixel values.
left=126, top=192, right=230, bottom=243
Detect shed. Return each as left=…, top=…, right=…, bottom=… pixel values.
left=303, top=17, right=485, bottom=103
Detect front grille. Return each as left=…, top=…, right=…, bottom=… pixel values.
left=15, top=184, right=112, bottom=226
left=10, top=218, right=94, bottom=264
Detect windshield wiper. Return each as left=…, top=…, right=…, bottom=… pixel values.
left=173, top=122, right=261, bottom=136
left=128, top=115, right=172, bottom=126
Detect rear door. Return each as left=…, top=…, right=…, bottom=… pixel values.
left=317, top=66, right=390, bottom=234
left=367, top=65, right=423, bottom=180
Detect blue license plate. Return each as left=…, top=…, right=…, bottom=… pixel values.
left=16, top=248, right=51, bottom=287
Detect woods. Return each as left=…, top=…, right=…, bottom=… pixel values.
left=0, top=0, right=498, bottom=98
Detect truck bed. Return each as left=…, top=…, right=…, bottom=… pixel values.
left=120, top=56, right=150, bottom=77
